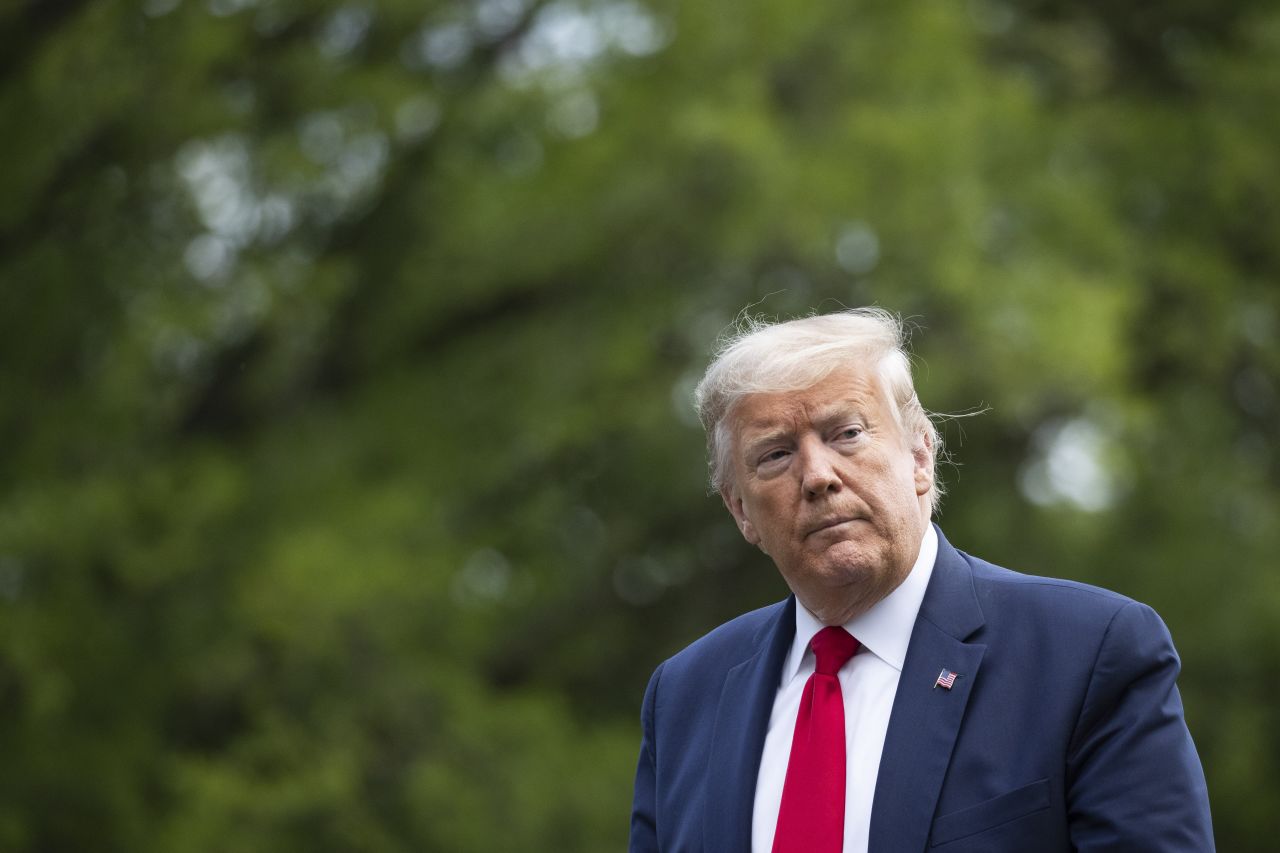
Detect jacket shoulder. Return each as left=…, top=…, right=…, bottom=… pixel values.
left=960, top=549, right=1136, bottom=613
left=945, top=548, right=1181, bottom=661
left=660, top=598, right=789, bottom=679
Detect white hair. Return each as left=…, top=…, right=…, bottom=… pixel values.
left=693, top=307, right=944, bottom=511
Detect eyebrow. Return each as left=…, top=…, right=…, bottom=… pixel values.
left=738, top=404, right=868, bottom=458
left=812, top=404, right=863, bottom=428
left=740, top=427, right=789, bottom=456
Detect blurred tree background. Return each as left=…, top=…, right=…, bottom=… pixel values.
left=1, top=0, right=1277, bottom=849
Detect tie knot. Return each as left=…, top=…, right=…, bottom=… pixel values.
left=810, top=626, right=859, bottom=676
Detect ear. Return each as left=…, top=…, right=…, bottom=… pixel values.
left=911, top=429, right=935, bottom=498
left=720, top=484, right=761, bottom=547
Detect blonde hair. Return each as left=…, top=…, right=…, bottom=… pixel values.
left=694, top=308, right=943, bottom=511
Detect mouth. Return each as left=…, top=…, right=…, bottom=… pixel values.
left=806, top=516, right=860, bottom=538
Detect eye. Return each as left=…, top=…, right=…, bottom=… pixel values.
left=834, top=426, right=863, bottom=441
left=754, top=447, right=792, bottom=471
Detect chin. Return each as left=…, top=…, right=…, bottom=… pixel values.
left=822, top=539, right=885, bottom=572
left=807, top=557, right=879, bottom=590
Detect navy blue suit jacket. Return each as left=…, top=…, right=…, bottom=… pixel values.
left=630, top=528, right=1213, bottom=851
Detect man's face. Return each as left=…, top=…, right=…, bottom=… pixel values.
left=720, top=364, right=933, bottom=625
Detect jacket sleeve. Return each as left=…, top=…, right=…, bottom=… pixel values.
left=1066, top=601, right=1214, bottom=851
left=630, top=662, right=663, bottom=853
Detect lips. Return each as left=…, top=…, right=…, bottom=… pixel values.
left=806, top=516, right=859, bottom=537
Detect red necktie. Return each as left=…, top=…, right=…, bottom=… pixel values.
left=772, top=626, right=860, bottom=853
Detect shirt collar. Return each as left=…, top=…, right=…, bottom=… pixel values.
left=782, top=524, right=938, bottom=683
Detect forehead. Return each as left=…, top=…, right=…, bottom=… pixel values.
left=730, top=366, right=888, bottom=435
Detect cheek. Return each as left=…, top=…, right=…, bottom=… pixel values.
left=752, top=507, right=792, bottom=549
left=871, top=458, right=921, bottom=507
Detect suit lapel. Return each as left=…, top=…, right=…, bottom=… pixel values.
left=704, top=597, right=796, bottom=853
left=869, top=528, right=987, bottom=853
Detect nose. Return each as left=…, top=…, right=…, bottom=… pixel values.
left=798, top=440, right=842, bottom=499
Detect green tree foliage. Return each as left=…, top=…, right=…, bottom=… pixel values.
left=1, top=0, right=1277, bottom=849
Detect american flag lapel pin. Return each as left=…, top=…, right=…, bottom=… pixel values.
left=934, top=668, right=959, bottom=690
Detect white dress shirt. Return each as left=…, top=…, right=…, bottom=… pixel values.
left=751, top=525, right=938, bottom=853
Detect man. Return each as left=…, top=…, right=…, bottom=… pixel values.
left=629, top=309, right=1212, bottom=852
